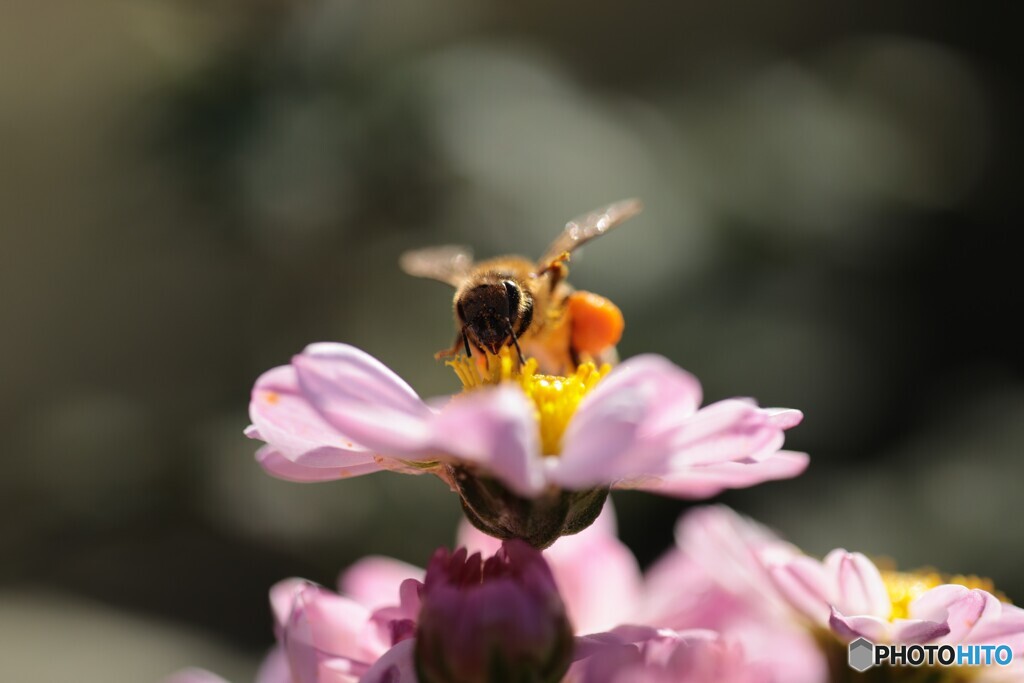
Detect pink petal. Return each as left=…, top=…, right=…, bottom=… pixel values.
left=304, top=401, right=434, bottom=459
left=624, top=451, right=809, bottom=498
left=663, top=631, right=769, bottom=683
left=365, top=577, right=423, bottom=655
left=583, top=355, right=703, bottom=418
left=250, top=365, right=375, bottom=467
left=828, top=607, right=891, bottom=642
left=766, top=408, right=804, bottom=429
left=359, top=639, right=418, bottom=683
left=665, top=400, right=783, bottom=468
left=431, top=386, right=545, bottom=496
left=889, top=618, right=953, bottom=644
left=544, top=518, right=643, bottom=634
left=571, top=624, right=665, bottom=661
left=571, top=382, right=805, bottom=495
left=768, top=556, right=833, bottom=625
left=676, top=505, right=779, bottom=563
left=270, top=578, right=310, bottom=631
left=292, top=344, right=434, bottom=457
left=295, top=343, right=427, bottom=416
left=256, top=447, right=387, bottom=483
left=827, top=550, right=890, bottom=619
left=339, top=556, right=425, bottom=611
left=554, top=392, right=650, bottom=486
left=723, top=614, right=829, bottom=683
left=674, top=506, right=791, bottom=610
left=967, top=602, right=1024, bottom=652
left=636, top=549, right=720, bottom=628
left=909, top=585, right=1001, bottom=644
left=283, top=583, right=378, bottom=668
left=554, top=356, right=702, bottom=489
left=572, top=627, right=768, bottom=683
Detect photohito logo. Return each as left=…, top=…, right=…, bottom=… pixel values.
left=848, top=638, right=874, bottom=672
left=848, top=637, right=1014, bottom=671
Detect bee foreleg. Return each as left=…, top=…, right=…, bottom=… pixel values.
left=434, top=331, right=470, bottom=360
left=535, top=251, right=571, bottom=292
left=506, top=320, right=526, bottom=367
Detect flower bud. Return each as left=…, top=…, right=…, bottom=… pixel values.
left=414, top=540, right=574, bottom=683
left=449, top=464, right=609, bottom=548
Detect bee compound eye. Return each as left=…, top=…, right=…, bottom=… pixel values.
left=503, top=280, right=521, bottom=314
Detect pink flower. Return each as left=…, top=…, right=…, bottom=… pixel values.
left=248, top=343, right=807, bottom=545
left=642, top=506, right=1024, bottom=678
left=767, top=548, right=1024, bottom=650
left=569, top=626, right=769, bottom=683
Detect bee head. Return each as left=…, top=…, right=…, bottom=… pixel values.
left=457, top=280, right=533, bottom=355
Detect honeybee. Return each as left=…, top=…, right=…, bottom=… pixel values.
left=400, top=199, right=643, bottom=374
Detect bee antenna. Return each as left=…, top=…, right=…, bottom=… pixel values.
left=506, top=319, right=525, bottom=366
left=462, top=329, right=473, bottom=357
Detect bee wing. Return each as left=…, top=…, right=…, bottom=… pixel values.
left=399, top=245, right=474, bottom=287
left=538, top=198, right=644, bottom=268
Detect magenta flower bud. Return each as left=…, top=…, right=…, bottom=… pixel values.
left=414, top=540, right=574, bottom=683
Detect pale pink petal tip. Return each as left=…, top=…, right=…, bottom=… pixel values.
left=767, top=408, right=804, bottom=429
left=833, top=551, right=890, bottom=619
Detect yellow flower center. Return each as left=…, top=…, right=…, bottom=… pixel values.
left=882, top=569, right=1006, bottom=621
left=447, top=349, right=609, bottom=456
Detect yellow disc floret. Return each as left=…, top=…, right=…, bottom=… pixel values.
left=447, top=349, right=609, bottom=456
left=882, top=569, right=1006, bottom=621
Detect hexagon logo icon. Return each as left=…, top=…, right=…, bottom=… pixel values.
left=848, top=637, right=875, bottom=672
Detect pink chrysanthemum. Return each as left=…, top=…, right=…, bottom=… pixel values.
left=767, top=547, right=1024, bottom=649
left=662, top=506, right=1024, bottom=679
left=247, top=343, right=806, bottom=545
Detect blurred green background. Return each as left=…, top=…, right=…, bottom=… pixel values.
left=2, top=1, right=1021, bottom=680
